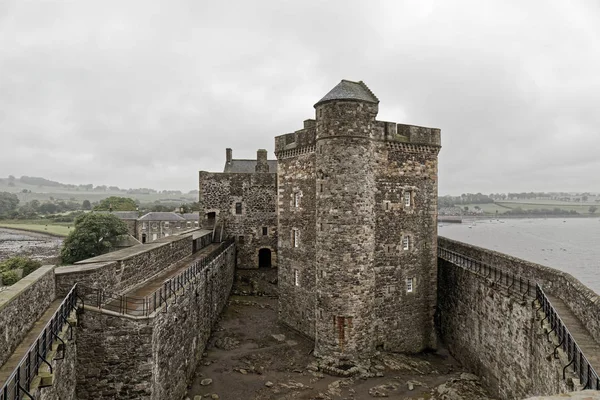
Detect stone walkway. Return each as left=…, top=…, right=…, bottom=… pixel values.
left=0, top=299, right=63, bottom=386
left=545, top=293, right=600, bottom=378
left=101, top=242, right=221, bottom=316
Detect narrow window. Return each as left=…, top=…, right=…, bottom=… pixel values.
left=187, top=221, right=192, bottom=228
left=294, top=192, right=300, bottom=208
left=164, top=221, right=169, bottom=228
left=292, top=229, right=299, bottom=247
left=238, top=235, right=245, bottom=244
left=319, top=309, right=323, bottom=318
left=320, top=183, right=323, bottom=193
left=403, top=236, right=410, bottom=250
left=235, top=202, right=242, bottom=214
left=142, top=222, right=147, bottom=230
left=406, top=278, right=414, bottom=293
left=294, top=269, right=299, bottom=286
left=404, top=191, right=412, bottom=207
left=262, top=226, right=268, bottom=235
left=385, top=202, right=389, bottom=210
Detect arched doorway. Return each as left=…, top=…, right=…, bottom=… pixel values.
left=258, top=248, right=271, bottom=268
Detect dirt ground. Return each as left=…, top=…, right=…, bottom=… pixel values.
left=186, top=271, right=496, bottom=400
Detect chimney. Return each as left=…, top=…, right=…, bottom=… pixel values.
left=255, top=149, right=269, bottom=173
left=226, top=148, right=232, bottom=164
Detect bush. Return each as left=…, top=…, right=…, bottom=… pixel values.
left=1, top=270, right=20, bottom=286
left=0, top=256, right=42, bottom=277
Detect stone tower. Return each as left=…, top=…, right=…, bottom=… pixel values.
left=313, top=81, right=379, bottom=362
left=275, top=80, right=441, bottom=365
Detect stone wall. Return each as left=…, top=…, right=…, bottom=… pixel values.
left=152, top=243, right=235, bottom=399
left=76, top=311, right=154, bottom=399
left=438, top=237, right=600, bottom=344
left=55, top=261, right=119, bottom=297
left=372, top=137, right=439, bottom=353
left=33, top=313, right=78, bottom=400
left=437, top=257, right=573, bottom=399
left=73, top=243, right=236, bottom=399
left=199, top=171, right=277, bottom=269
left=276, top=122, right=317, bottom=338
left=0, top=265, right=56, bottom=367
left=55, top=234, right=193, bottom=296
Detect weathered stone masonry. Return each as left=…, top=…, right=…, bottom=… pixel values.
left=199, top=149, right=277, bottom=269
left=75, top=243, right=235, bottom=400
left=275, top=80, right=441, bottom=362
left=0, top=265, right=56, bottom=367
left=436, top=237, right=593, bottom=399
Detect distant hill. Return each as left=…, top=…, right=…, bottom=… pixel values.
left=0, top=176, right=198, bottom=204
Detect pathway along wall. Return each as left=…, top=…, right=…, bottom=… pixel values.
left=439, top=237, right=600, bottom=344
left=75, top=243, right=236, bottom=400
left=437, top=240, right=587, bottom=399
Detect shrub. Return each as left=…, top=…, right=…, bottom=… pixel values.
left=1, top=270, right=20, bottom=286
left=0, top=256, right=42, bottom=277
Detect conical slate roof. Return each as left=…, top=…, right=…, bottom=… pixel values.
left=314, top=80, right=379, bottom=107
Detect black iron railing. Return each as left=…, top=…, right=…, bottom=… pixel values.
left=0, top=283, right=80, bottom=400
left=81, top=237, right=234, bottom=317
left=438, top=247, right=534, bottom=298
left=536, top=284, right=600, bottom=390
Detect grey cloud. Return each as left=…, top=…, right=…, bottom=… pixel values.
left=1, top=0, right=599, bottom=193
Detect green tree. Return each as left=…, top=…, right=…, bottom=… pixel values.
left=60, top=213, right=128, bottom=264
left=82, top=199, right=92, bottom=210
left=589, top=206, right=598, bottom=214
left=0, top=192, right=19, bottom=216
left=93, top=196, right=138, bottom=211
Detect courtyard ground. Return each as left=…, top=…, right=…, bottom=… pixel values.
left=186, top=271, right=496, bottom=400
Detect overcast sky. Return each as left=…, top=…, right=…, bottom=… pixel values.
left=1, top=1, right=599, bottom=195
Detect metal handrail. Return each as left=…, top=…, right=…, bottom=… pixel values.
left=536, top=284, right=600, bottom=390
left=0, top=284, right=79, bottom=400
left=81, top=237, right=235, bottom=317
left=438, top=247, right=534, bottom=298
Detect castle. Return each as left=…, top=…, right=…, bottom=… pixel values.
left=199, top=79, right=441, bottom=363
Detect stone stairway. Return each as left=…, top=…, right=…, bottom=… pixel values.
left=544, top=293, right=600, bottom=373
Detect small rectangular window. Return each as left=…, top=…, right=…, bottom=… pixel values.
left=294, top=269, right=299, bottom=286
left=406, top=278, right=414, bottom=293
left=238, top=235, right=245, bottom=244
left=235, top=202, right=242, bottom=214
left=403, top=236, right=410, bottom=250
left=262, top=226, right=268, bottom=235
left=320, top=183, right=323, bottom=193
left=294, top=192, right=300, bottom=208
left=292, top=229, right=299, bottom=247
left=164, top=221, right=169, bottom=227
left=404, top=191, right=411, bottom=207
left=187, top=221, right=192, bottom=227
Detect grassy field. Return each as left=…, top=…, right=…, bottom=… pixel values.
left=0, top=220, right=73, bottom=237
left=463, top=200, right=597, bottom=215
left=0, top=179, right=197, bottom=204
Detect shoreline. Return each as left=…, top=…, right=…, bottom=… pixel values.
left=0, top=225, right=67, bottom=239
left=440, top=214, right=599, bottom=222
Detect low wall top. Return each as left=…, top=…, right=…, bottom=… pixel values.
left=0, top=265, right=55, bottom=311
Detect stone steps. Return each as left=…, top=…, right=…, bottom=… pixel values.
left=544, top=293, right=600, bottom=376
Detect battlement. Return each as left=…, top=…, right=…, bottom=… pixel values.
left=374, top=120, right=441, bottom=146
left=274, top=119, right=317, bottom=153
